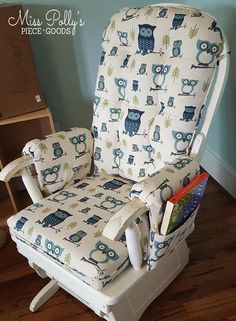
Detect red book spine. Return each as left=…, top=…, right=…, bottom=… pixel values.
left=169, top=172, right=209, bottom=204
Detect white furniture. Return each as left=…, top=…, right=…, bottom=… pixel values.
left=0, top=4, right=229, bottom=321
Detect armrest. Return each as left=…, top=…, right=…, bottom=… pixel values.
left=103, top=198, right=147, bottom=240
left=22, top=127, right=94, bottom=194
left=0, top=156, right=32, bottom=182
left=130, top=155, right=200, bottom=231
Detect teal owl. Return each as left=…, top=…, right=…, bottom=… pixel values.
left=172, top=130, right=192, bottom=155
left=114, top=78, right=127, bottom=100
left=196, top=40, right=220, bottom=67
left=69, top=134, right=87, bottom=156
left=152, top=64, right=170, bottom=89
left=45, top=239, right=64, bottom=259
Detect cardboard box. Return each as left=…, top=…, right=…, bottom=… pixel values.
left=0, top=4, right=45, bottom=119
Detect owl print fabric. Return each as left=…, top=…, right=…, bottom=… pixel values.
left=7, top=174, right=142, bottom=290
left=92, top=5, right=223, bottom=182
left=9, top=5, right=222, bottom=280
left=22, top=128, right=93, bottom=195
left=130, top=155, right=200, bottom=231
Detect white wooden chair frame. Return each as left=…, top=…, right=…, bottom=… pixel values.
left=0, top=4, right=229, bottom=320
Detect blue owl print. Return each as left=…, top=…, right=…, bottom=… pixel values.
left=83, top=215, right=102, bottom=228
left=167, top=96, right=174, bottom=108
left=171, top=130, right=193, bottom=155
left=26, top=203, right=43, bottom=213
left=40, top=165, right=61, bottom=186
left=99, top=179, right=126, bottom=190
left=117, top=31, right=128, bottom=46
left=180, top=106, right=196, bottom=122
left=156, top=178, right=174, bottom=207
left=157, top=8, right=168, bottom=18
left=152, top=125, right=161, bottom=142
left=64, top=230, right=87, bottom=246
left=171, top=40, right=182, bottom=58
left=45, top=239, right=64, bottom=259
left=93, top=193, right=103, bottom=199
left=109, top=108, right=121, bottom=122
left=132, top=80, right=139, bottom=92
left=92, top=126, right=98, bottom=139
left=180, top=173, right=191, bottom=187
left=121, top=54, right=131, bottom=68
left=14, top=216, right=28, bottom=232
left=127, top=154, right=135, bottom=165
left=48, top=191, right=77, bottom=204
left=93, top=96, right=101, bottom=115
left=114, top=78, right=127, bottom=100
left=137, top=24, right=156, bottom=55
left=52, top=142, right=64, bottom=160
left=79, top=207, right=91, bottom=214
left=69, top=134, right=87, bottom=157
left=146, top=95, right=154, bottom=106
left=97, top=75, right=106, bottom=91
left=112, top=148, right=124, bottom=169
left=209, top=20, right=223, bottom=39
left=109, top=46, right=118, bottom=56
left=81, top=241, right=119, bottom=270
left=124, top=108, right=144, bottom=137
left=153, top=237, right=174, bottom=260
left=143, top=145, right=155, bottom=163
left=100, top=50, right=106, bottom=65
left=170, top=157, right=192, bottom=170
left=139, top=168, right=146, bottom=178
left=179, top=79, right=198, bottom=96
left=151, top=64, right=171, bottom=91
left=122, top=8, right=140, bottom=22
left=137, top=63, right=147, bottom=75
left=96, top=196, right=126, bottom=212
left=72, top=165, right=82, bottom=173
left=101, top=122, right=108, bottom=132
left=158, top=102, right=165, bottom=115
left=171, top=14, right=186, bottom=30
left=94, top=147, right=102, bottom=161
left=35, top=234, right=42, bottom=246
left=37, top=209, right=72, bottom=232
left=195, top=104, right=204, bottom=128
left=132, top=144, right=139, bottom=152
left=192, top=40, right=220, bottom=69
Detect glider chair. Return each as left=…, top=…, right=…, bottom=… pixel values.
left=0, top=3, right=229, bottom=321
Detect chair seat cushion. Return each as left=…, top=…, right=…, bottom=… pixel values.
left=7, top=174, right=133, bottom=290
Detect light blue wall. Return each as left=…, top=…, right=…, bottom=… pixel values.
left=4, top=0, right=236, bottom=174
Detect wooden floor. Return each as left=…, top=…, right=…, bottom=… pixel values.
left=0, top=179, right=236, bottom=321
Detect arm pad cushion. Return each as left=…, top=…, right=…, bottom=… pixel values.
left=22, top=128, right=93, bottom=195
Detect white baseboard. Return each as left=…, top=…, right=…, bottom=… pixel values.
left=200, top=146, right=236, bottom=199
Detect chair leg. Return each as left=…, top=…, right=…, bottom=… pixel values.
left=28, top=260, right=47, bottom=278
left=29, top=279, right=59, bottom=312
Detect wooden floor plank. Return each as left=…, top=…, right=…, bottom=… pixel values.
left=0, top=179, right=235, bottom=321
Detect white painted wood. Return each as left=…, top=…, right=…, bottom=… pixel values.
left=11, top=233, right=190, bottom=320
left=29, top=279, right=59, bottom=312
left=20, top=167, right=44, bottom=203
left=28, top=260, right=48, bottom=278
left=0, top=156, right=32, bottom=182
left=200, top=35, right=230, bottom=138
left=125, top=222, right=143, bottom=270
left=190, top=133, right=205, bottom=158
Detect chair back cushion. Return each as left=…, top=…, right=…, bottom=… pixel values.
left=92, top=4, right=223, bottom=181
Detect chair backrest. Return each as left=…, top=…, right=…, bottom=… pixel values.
left=92, top=3, right=227, bottom=182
